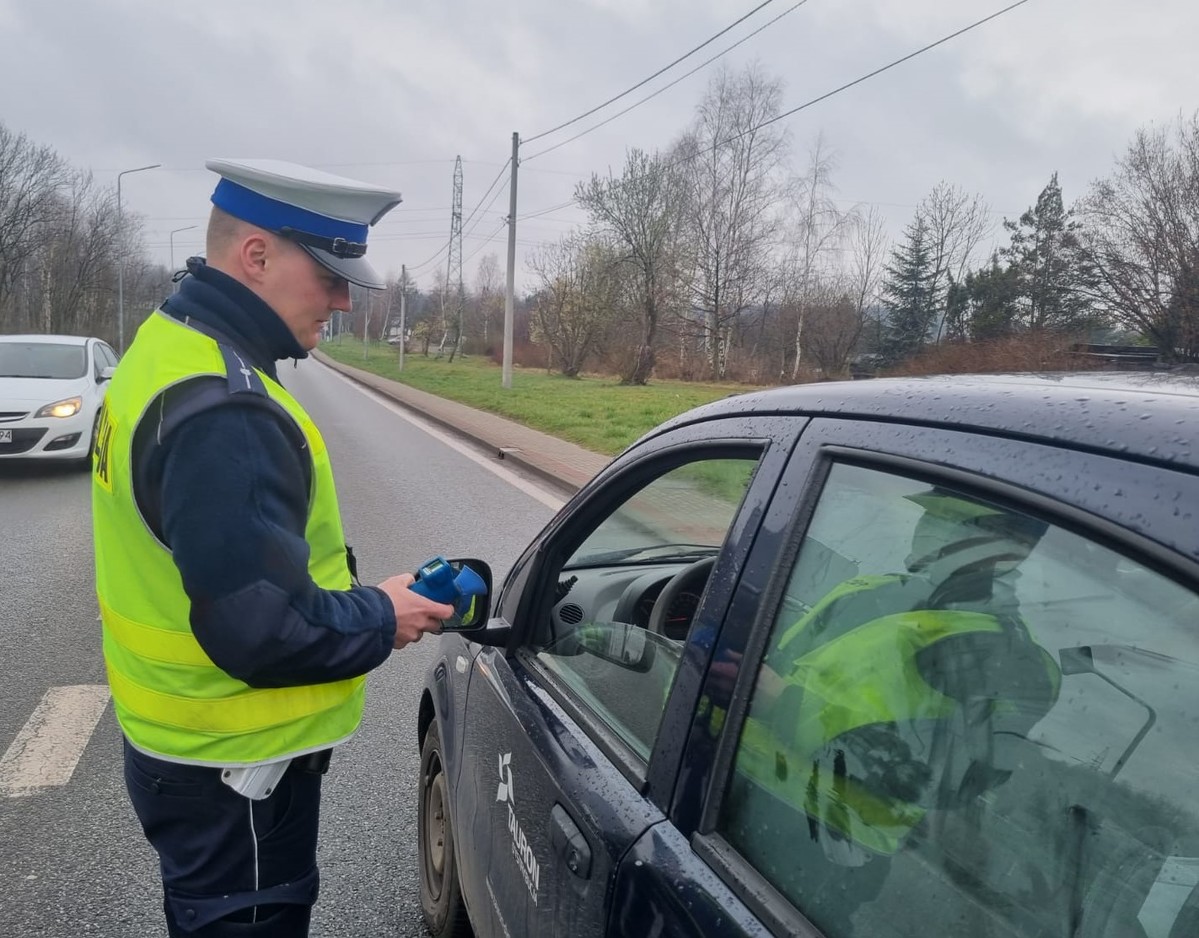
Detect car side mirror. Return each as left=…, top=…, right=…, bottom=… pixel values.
left=434, top=558, right=494, bottom=633
left=99, top=366, right=116, bottom=383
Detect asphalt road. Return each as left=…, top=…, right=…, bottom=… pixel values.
left=0, top=359, right=560, bottom=938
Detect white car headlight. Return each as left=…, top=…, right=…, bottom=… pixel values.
left=35, top=396, right=83, bottom=419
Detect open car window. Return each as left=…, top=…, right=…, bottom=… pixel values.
left=533, top=456, right=760, bottom=762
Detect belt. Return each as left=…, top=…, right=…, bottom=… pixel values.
left=293, top=749, right=332, bottom=775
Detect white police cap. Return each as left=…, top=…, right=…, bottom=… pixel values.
left=206, top=158, right=402, bottom=290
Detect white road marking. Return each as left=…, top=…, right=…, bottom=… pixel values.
left=316, top=361, right=566, bottom=511
left=0, top=685, right=111, bottom=797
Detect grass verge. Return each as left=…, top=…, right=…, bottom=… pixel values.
left=319, top=341, right=758, bottom=455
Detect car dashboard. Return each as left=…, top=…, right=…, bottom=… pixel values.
left=549, top=561, right=707, bottom=643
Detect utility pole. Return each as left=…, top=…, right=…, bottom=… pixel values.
left=363, top=289, right=370, bottom=360
left=398, top=264, right=407, bottom=372
left=502, top=132, right=519, bottom=389
left=443, top=156, right=465, bottom=362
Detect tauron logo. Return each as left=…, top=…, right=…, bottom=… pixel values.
left=496, top=752, right=514, bottom=804
left=496, top=752, right=539, bottom=901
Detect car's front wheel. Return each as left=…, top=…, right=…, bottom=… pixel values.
left=79, top=412, right=100, bottom=472
left=418, top=720, right=472, bottom=938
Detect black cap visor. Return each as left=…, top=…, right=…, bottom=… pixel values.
left=299, top=244, right=386, bottom=290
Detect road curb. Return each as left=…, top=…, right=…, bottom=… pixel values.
left=310, top=349, right=596, bottom=495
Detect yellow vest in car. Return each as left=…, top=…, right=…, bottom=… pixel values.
left=733, top=573, right=1059, bottom=856
left=92, top=311, right=365, bottom=766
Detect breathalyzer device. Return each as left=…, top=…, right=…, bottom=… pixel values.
left=409, top=556, right=487, bottom=620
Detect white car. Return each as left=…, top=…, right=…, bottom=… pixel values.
left=0, top=334, right=119, bottom=465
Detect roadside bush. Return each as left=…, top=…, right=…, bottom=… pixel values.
left=892, top=335, right=1086, bottom=376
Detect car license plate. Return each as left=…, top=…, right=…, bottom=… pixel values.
left=0, top=429, right=11, bottom=443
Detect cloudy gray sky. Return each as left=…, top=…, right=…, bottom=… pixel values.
left=2, top=0, right=1195, bottom=293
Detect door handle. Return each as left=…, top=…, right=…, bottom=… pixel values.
left=550, top=804, right=592, bottom=879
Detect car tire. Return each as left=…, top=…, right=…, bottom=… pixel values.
left=418, top=720, right=472, bottom=938
left=79, top=413, right=101, bottom=472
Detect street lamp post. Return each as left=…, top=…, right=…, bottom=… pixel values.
left=169, top=225, right=198, bottom=292
left=116, top=163, right=161, bottom=353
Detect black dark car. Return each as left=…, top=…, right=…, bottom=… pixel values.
left=417, top=373, right=1199, bottom=938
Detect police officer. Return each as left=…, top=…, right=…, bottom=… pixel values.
left=93, top=159, right=455, bottom=937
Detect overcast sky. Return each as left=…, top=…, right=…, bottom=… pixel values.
left=2, top=0, right=1196, bottom=294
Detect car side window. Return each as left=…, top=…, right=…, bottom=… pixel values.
left=92, top=343, right=115, bottom=378
left=719, top=462, right=1199, bottom=937
left=533, top=455, right=759, bottom=762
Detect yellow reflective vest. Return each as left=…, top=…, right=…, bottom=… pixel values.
left=93, top=311, right=365, bottom=766
left=731, top=573, right=1060, bottom=856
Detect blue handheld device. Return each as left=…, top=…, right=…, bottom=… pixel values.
left=409, top=556, right=488, bottom=618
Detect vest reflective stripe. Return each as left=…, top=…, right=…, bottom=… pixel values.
left=94, top=311, right=365, bottom=765
left=100, top=598, right=213, bottom=667
left=106, top=667, right=366, bottom=734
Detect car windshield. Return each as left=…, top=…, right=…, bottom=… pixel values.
left=0, top=342, right=87, bottom=379
left=566, top=459, right=757, bottom=569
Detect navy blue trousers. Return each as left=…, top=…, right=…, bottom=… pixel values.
left=123, top=739, right=325, bottom=936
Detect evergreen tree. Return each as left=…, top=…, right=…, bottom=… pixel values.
left=946, top=253, right=1022, bottom=341
left=880, top=215, right=936, bottom=365
left=1001, top=172, right=1093, bottom=334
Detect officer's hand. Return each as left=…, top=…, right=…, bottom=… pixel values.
left=376, top=574, right=455, bottom=650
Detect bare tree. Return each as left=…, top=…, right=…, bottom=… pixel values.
left=420, top=270, right=449, bottom=357
left=1076, top=113, right=1199, bottom=361
left=847, top=206, right=888, bottom=325
left=528, top=234, right=621, bottom=377
left=919, top=181, right=993, bottom=342
left=803, top=279, right=860, bottom=379
left=472, top=253, right=503, bottom=350
left=30, top=173, right=121, bottom=338
left=675, top=64, right=787, bottom=380
left=832, top=205, right=889, bottom=371
left=781, top=135, right=851, bottom=378
left=0, top=123, right=71, bottom=324
left=577, top=148, right=686, bottom=385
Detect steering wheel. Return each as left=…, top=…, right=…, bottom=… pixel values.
left=647, top=556, right=717, bottom=639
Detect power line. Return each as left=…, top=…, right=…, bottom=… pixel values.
left=524, top=0, right=811, bottom=162
left=407, top=158, right=512, bottom=274
left=466, top=159, right=584, bottom=177
left=408, top=240, right=450, bottom=274
left=523, top=0, right=777, bottom=145
left=519, top=199, right=577, bottom=222
left=513, top=0, right=1033, bottom=255
left=671, top=0, right=1036, bottom=168
left=461, top=159, right=511, bottom=232
left=462, top=220, right=510, bottom=265
left=462, top=179, right=512, bottom=242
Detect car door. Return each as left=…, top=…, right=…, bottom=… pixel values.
left=451, top=414, right=801, bottom=938
left=618, top=416, right=1199, bottom=937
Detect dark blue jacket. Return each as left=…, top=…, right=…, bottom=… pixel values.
left=130, top=258, right=395, bottom=688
